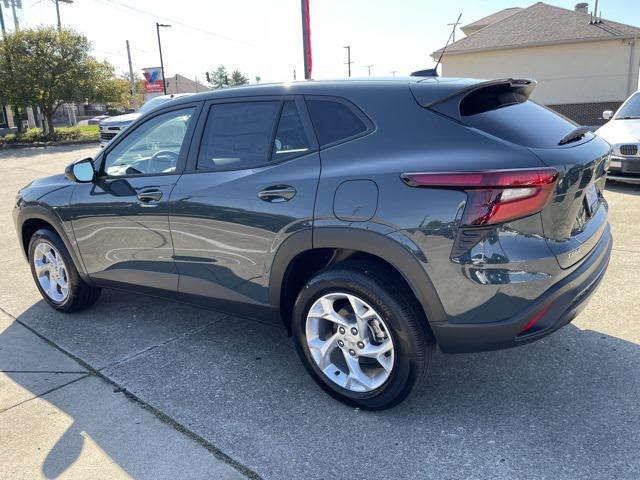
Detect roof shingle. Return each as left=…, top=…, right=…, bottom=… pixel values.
left=433, top=2, right=640, bottom=57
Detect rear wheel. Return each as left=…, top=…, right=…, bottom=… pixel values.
left=292, top=262, right=434, bottom=410
left=28, top=228, right=101, bottom=312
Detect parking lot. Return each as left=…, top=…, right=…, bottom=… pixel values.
left=1, top=144, right=639, bottom=479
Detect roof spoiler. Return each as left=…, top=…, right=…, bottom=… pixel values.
left=413, top=78, right=537, bottom=122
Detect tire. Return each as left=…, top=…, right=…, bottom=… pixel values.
left=28, top=228, right=101, bottom=313
left=292, top=261, right=435, bottom=410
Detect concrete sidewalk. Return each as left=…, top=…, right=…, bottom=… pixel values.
left=0, top=310, right=247, bottom=480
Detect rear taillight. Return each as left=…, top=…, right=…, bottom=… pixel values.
left=401, top=168, right=558, bottom=226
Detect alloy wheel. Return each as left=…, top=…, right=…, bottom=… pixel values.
left=305, top=292, right=395, bottom=392
left=33, top=241, right=69, bottom=303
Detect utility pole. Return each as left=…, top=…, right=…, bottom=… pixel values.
left=343, top=45, right=352, bottom=77
left=390, top=70, right=397, bottom=76
left=364, top=64, right=373, bottom=77
left=54, top=0, right=73, bottom=32
left=6, top=0, right=20, bottom=31
left=126, top=40, right=136, bottom=97
left=300, top=0, right=312, bottom=79
left=156, top=22, right=171, bottom=95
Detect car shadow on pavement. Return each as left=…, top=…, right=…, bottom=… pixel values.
left=2, top=292, right=639, bottom=479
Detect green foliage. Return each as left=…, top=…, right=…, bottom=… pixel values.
left=0, top=125, right=99, bottom=145
left=230, top=70, right=249, bottom=86
left=206, top=65, right=250, bottom=88
left=0, top=27, right=120, bottom=135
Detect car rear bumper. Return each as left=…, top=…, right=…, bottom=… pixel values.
left=607, top=155, right=640, bottom=183
left=432, top=223, right=612, bottom=353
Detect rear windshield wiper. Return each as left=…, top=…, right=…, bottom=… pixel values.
left=558, top=126, right=593, bottom=146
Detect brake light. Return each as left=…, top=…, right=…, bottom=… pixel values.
left=401, top=168, right=558, bottom=226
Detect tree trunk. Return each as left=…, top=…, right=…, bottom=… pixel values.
left=43, top=111, right=55, bottom=137
left=12, top=106, right=23, bottom=134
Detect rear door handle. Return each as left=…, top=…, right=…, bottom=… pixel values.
left=258, top=186, right=297, bottom=203
left=137, top=189, right=163, bottom=203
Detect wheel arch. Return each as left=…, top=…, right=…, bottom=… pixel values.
left=269, top=227, right=447, bottom=336
left=18, top=206, right=88, bottom=278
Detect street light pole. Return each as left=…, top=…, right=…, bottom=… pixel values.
left=343, top=45, right=352, bottom=77
left=156, top=22, right=171, bottom=95
left=364, top=64, right=373, bottom=77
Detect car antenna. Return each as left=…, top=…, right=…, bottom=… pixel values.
left=433, top=12, right=462, bottom=76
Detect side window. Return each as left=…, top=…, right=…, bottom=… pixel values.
left=104, top=107, right=194, bottom=176
left=272, top=101, right=310, bottom=161
left=197, top=101, right=279, bottom=170
left=306, top=99, right=368, bottom=147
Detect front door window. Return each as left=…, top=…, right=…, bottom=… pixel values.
left=104, top=107, right=194, bottom=176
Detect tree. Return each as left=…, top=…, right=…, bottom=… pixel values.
left=0, top=27, right=121, bottom=135
left=206, top=65, right=250, bottom=89
left=104, top=74, right=144, bottom=111
left=230, top=70, right=249, bottom=86
left=255, top=75, right=262, bottom=84
left=207, top=65, right=229, bottom=89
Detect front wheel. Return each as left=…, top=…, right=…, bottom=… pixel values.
left=28, top=228, right=101, bottom=313
left=292, top=262, right=434, bottom=410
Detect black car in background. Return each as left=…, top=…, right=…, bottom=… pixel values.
left=14, top=77, right=612, bottom=409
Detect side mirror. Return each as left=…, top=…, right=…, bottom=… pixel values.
left=65, top=157, right=95, bottom=183
left=602, top=110, right=613, bottom=120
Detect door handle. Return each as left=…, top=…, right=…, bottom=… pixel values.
left=258, top=186, right=297, bottom=203
left=137, top=189, right=163, bottom=203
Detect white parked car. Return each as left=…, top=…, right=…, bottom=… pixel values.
left=596, top=91, right=640, bottom=184
left=99, top=93, right=193, bottom=147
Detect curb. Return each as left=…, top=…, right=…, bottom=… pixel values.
left=0, top=139, right=100, bottom=150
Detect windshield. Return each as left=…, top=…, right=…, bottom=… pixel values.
left=616, top=93, right=640, bottom=119
left=138, top=96, right=171, bottom=114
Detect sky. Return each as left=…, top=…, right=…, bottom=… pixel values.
left=2, top=0, right=640, bottom=84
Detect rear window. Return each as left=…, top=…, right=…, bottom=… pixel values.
left=461, top=88, right=577, bottom=149
left=306, top=99, right=368, bottom=147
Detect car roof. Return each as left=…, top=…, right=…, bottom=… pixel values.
left=166, top=77, right=488, bottom=106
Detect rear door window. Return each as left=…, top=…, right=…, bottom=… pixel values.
left=306, top=99, right=368, bottom=147
left=272, top=101, right=311, bottom=161
left=197, top=101, right=279, bottom=170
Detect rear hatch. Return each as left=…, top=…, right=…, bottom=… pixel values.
left=411, top=78, right=610, bottom=268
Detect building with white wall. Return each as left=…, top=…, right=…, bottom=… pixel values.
left=432, top=2, right=640, bottom=125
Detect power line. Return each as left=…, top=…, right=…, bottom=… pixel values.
left=97, top=0, right=262, bottom=50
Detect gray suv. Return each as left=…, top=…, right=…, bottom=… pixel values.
left=13, top=78, right=612, bottom=409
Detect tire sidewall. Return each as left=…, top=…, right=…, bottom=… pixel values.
left=292, top=268, right=423, bottom=409
left=28, top=229, right=82, bottom=311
